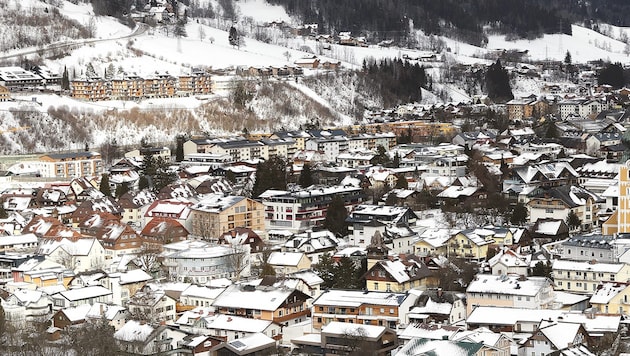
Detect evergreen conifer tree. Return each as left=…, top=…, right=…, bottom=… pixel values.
left=323, top=196, right=349, bottom=238
left=99, top=173, right=111, bottom=197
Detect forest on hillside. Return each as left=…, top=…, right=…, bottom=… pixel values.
left=267, top=0, right=630, bottom=46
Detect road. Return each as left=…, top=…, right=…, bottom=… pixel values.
left=0, top=23, right=149, bottom=60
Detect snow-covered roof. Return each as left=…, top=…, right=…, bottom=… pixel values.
left=552, top=259, right=625, bottom=273
left=181, top=285, right=225, bottom=300
left=56, top=285, right=112, bottom=301
left=313, top=289, right=408, bottom=308
left=399, top=322, right=461, bottom=340
left=0, top=233, right=38, bottom=247
left=223, top=332, right=275, bottom=352
left=203, top=313, right=272, bottom=333
left=190, top=194, right=245, bottom=213
left=212, top=284, right=299, bottom=311
left=589, top=282, right=629, bottom=305
left=410, top=298, right=452, bottom=315
left=114, top=320, right=155, bottom=342
left=322, top=321, right=385, bottom=339
left=117, top=269, right=152, bottom=285
left=267, top=251, right=306, bottom=266
left=60, top=304, right=92, bottom=322
left=467, top=274, right=549, bottom=297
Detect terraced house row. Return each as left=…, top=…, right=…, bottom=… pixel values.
left=70, top=71, right=213, bottom=101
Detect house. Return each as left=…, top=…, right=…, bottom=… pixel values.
left=396, top=338, right=483, bottom=356
left=311, top=289, right=419, bottom=330
left=0, top=233, right=38, bottom=253
left=527, top=185, right=600, bottom=232
left=50, top=285, right=112, bottom=311
left=52, top=304, right=92, bottom=329
left=503, top=161, right=579, bottom=203
left=364, top=255, right=437, bottom=293
left=144, top=199, right=194, bottom=232
left=213, top=284, right=311, bottom=325
left=408, top=289, right=467, bottom=325
left=452, top=130, right=497, bottom=149
left=294, top=56, right=320, bottom=69
left=552, top=259, right=630, bottom=294
left=589, top=281, right=630, bottom=315
left=15, top=258, right=74, bottom=288
left=117, top=190, right=157, bottom=228
left=124, top=146, right=171, bottom=162
left=488, top=248, right=531, bottom=276
left=266, top=251, right=311, bottom=275
left=105, top=269, right=153, bottom=306
left=161, top=240, right=251, bottom=283
left=157, top=182, right=198, bottom=200
left=38, top=238, right=107, bottom=273
left=466, top=274, right=555, bottom=315
left=180, top=312, right=282, bottom=342
left=26, top=151, right=103, bottom=178
left=4, top=288, right=52, bottom=321
left=319, top=322, right=398, bottom=356
left=414, top=228, right=455, bottom=257
left=114, top=320, right=188, bottom=355
left=219, top=227, right=265, bottom=255
left=72, top=196, right=123, bottom=226
left=558, top=235, right=616, bottom=263
left=189, top=194, right=264, bottom=239
left=213, top=332, right=277, bottom=355
left=126, top=285, right=177, bottom=323
left=260, top=185, right=365, bottom=233
left=519, top=320, right=590, bottom=356
left=530, top=218, right=570, bottom=241
left=140, top=217, right=189, bottom=245
left=447, top=228, right=498, bottom=260
left=465, top=305, right=620, bottom=335
left=452, top=327, right=514, bottom=355
left=178, top=285, right=225, bottom=310
left=283, top=230, right=339, bottom=264
left=347, top=204, right=418, bottom=228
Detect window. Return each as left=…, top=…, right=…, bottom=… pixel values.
left=374, top=282, right=379, bottom=291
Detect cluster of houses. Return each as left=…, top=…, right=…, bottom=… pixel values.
left=0, top=119, right=629, bottom=355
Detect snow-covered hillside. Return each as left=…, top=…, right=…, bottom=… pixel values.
left=2, top=0, right=630, bottom=155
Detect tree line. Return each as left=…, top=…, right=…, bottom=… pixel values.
left=361, top=58, right=427, bottom=108
left=267, top=0, right=630, bottom=46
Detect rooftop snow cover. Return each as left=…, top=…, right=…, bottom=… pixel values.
left=224, top=332, right=275, bottom=352
left=191, top=194, right=245, bottom=213
left=552, top=259, right=625, bottom=273
left=396, top=338, right=484, bottom=356
left=590, top=282, right=630, bottom=304
left=114, top=320, right=155, bottom=342
left=313, top=290, right=407, bottom=308
left=57, top=285, right=112, bottom=301
left=467, top=274, right=549, bottom=297
left=399, top=322, right=461, bottom=340
left=267, top=251, right=305, bottom=266
left=322, top=321, right=385, bottom=339
left=181, top=285, right=225, bottom=300
left=212, top=284, right=298, bottom=311
left=117, top=269, right=152, bottom=284
left=203, top=314, right=272, bottom=333
left=61, top=304, right=92, bottom=322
